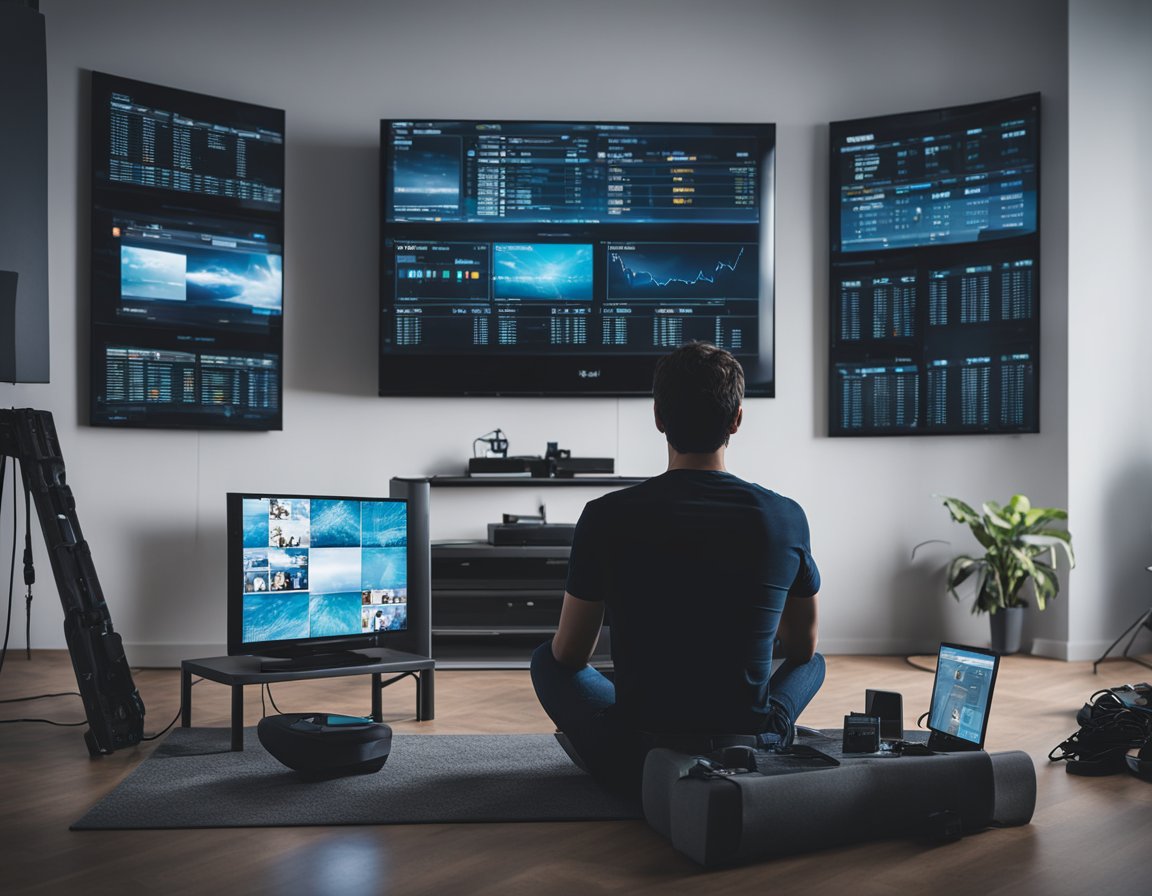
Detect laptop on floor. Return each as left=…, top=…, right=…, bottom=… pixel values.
left=925, top=642, right=1001, bottom=752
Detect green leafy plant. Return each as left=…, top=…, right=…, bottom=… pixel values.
left=938, top=494, right=1075, bottom=614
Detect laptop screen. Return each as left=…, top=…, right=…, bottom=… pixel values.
left=927, top=642, right=1000, bottom=749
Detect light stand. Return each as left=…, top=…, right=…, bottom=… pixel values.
left=1092, top=566, right=1152, bottom=674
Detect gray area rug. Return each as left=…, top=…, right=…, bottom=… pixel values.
left=73, top=728, right=641, bottom=830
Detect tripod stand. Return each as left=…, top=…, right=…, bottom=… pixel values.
left=1093, top=566, right=1152, bottom=673
left=0, top=408, right=145, bottom=754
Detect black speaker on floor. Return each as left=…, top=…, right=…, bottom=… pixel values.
left=257, top=713, right=393, bottom=777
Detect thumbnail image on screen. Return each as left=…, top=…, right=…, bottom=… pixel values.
left=828, top=94, right=1040, bottom=437
left=89, top=71, right=285, bottom=430
left=380, top=119, right=776, bottom=396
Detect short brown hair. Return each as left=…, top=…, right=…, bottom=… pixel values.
left=652, top=342, right=744, bottom=453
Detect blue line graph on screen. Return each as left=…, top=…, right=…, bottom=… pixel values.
left=607, top=243, right=758, bottom=301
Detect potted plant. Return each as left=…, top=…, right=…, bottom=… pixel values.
left=935, top=494, right=1075, bottom=654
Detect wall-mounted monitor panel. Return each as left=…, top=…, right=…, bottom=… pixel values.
left=380, top=119, right=776, bottom=397
left=89, top=71, right=285, bottom=429
left=828, top=94, right=1040, bottom=436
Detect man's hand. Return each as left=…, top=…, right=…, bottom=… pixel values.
left=777, top=593, right=819, bottom=663
left=551, top=592, right=605, bottom=668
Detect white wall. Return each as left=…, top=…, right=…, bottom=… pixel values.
left=1, top=0, right=1085, bottom=666
left=1063, top=0, right=1152, bottom=660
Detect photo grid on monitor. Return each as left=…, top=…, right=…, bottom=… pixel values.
left=237, top=496, right=408, bottom=649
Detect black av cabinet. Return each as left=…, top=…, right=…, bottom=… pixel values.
left=431, top=541, right=587, bottom=667
left=431, top=542, right=570, bottom=632
left=389, top=476, right=640, bottom=668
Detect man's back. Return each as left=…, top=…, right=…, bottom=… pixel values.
left=565, top=468, right=819, bottom=735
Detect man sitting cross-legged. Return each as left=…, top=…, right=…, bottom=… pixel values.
left=531, top=341, right=826, bottom=794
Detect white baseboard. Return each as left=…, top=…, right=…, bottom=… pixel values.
left=127, top=643, right=226, bottom=669
left=1031, top=638, right=1125, bottom=663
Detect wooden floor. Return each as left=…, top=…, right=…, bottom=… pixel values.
left=2, top=650, right=1150, bottom=896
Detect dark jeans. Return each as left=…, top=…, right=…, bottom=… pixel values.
left=530, top=642, right=826, bottom=793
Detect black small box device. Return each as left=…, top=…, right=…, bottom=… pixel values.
left=842, top=713, right=881, bottom=754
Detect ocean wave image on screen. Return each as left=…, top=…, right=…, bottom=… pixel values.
left=243, top=547, right=269, bottom=571
left=309, top=547, right=361, bottom=594
left=267, top=547, right=308, bottom=569
left=362, top=546, right=407, bottom=591
left=309, top=500, right=362, bottom=547
left=362, top=502, right=407, bottom=547
left=121, top=245, right=187, bottom=302
left=184, top=246, right=282, bottom=313
left=493, top=243, right=593, bottom=301
left=309, top=592, right=362, bottom=637
left=242, top=499, right=271, bottom=548
left=243, top=593, right=309, bottom=642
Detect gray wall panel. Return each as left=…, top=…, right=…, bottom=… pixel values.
left=0, top=2, right=49, bottom=382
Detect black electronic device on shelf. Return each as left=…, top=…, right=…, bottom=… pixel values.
left=468, top=456, right=548, bottom=478
left=487, top=522, right=576, bottom=546
left=552, top=456, right=615, bottom=477
left=484, top=503, right=576, bottom=546
left=467, top=441, right=615, bottom=479
left=467, top=455, right=615, bottom=478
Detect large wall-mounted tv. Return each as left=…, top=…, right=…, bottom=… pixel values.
left=89, top=71, right=285, bottom=430
left=379, top=119, right=776, bottom=397
left=828, top=93, right=1041, bottom=436
left=226, top=492, right=414, bottom=666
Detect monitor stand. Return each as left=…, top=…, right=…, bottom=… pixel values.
left=258, top=650, right=376, bottom=672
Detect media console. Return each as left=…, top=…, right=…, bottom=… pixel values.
left=390, top=476, right=641, bottom=668
left=181, top=648, right=435, bottom=751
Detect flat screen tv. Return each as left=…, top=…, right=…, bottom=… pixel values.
left=379, top=119, right=776, bottom=396
left=828, top=93, right=1041, bottom=436
left=89, top=71, right=285, bottom=430
left=226, top=493, right=412, bottom=668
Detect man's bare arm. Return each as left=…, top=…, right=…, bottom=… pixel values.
left=777, top=593, right=819, bottom=663
left=551, top=592, right=606, bottom=668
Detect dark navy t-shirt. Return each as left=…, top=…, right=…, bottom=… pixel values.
left=565, top=469, right=820, bottom=735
